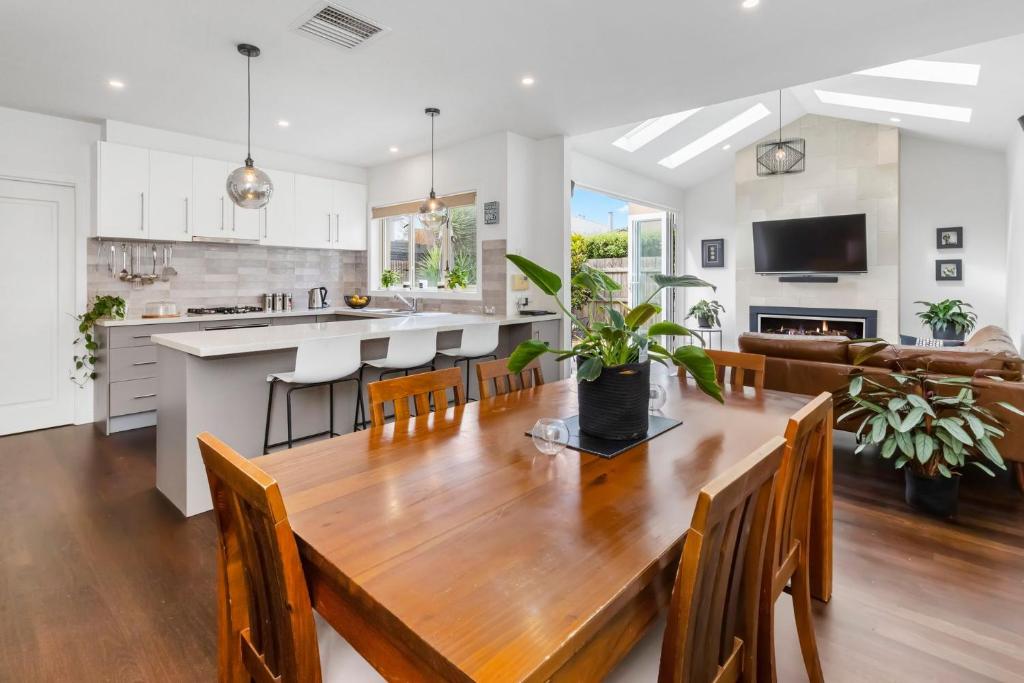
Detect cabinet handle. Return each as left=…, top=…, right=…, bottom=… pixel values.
left=133, top=393, right=157, bottom=399
left=184, top=197, right=189, bottom=233
left=327, top=213, right=332, bottom=243
left=140, top=192, right=145, bottom=232
left=232, top=203, right=236, bottom=231
left=131, top=335, right=151, bottom=340
left=263, top=207, right=268, bottom=238
left=335, top=212, right=341, bottom=243
left=132, top=361, right=157, bottom=366
left=220, top=196, right=225, bottom=230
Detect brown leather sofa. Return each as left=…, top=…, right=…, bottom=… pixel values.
left=738, top=326, right=1024, bottom=488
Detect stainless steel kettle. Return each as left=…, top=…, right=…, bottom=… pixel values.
left=308, top=286, right=328, bottom=309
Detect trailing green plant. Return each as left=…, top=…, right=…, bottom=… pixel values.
left=915, top=299, right=977, bottom=335
left=72, top=295, right=125, bottom=387
left=505, top=254, right=723, bottom=402
left=380, top=269, right=400, bottom=289
left=687, top=299, right=725, bottom=328
left=836, top=341, right=1022, bottom=479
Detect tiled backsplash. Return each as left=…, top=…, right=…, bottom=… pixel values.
left=88, top=238, right=508, bottom=317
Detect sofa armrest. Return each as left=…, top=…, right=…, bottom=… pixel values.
left=971, top=377, right=1024, bottom=465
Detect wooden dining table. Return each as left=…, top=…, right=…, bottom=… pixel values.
left=254, top=378, right=832, bottom=682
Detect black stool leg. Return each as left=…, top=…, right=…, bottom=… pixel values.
left=329, top=381, right=336, bottom=437
left=263, top=380, right=276, bottom=454
left=352, top=377, right=365, bottom=432
left=286, top=386, right=295, bottom=449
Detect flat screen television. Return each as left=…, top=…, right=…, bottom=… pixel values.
left=752, top=213, right=867, bottom=274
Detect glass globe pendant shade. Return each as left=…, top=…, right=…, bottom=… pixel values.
left=419, top=191, right=447, bottom=231
left=227, top=159, right=273, bottom=209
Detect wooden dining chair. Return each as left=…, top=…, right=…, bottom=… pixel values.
left=706, top=349, right=767, bottom=390
left=758, top=392, right=832, bottom=683
left=607, top=436, right=786, bottom=683
left=197, top=432, right=381, bottom=683
left=366, top=366, right=466, bottom=428
left=475, top=356, right=545, bottom=399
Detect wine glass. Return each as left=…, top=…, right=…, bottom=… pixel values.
left=649, top=383, right=668, bottom=412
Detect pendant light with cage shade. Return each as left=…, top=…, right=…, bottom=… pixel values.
left=226, top=44, right=273, bottom=209
left=418, top=108, right=447, bottom=231
left=755, top=90, right=806, bottom=176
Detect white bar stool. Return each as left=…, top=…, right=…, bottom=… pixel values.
left=263, top=335, right=364, bottom=453
left=437, top=323, right=500, bottom=398
left=357, top=328, right=439, bottom=426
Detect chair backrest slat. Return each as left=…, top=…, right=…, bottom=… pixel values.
left=197, top=432, right=322, bottom=683
left=706, top=349, right=766, bottom=390
left=476, top=357, right=545, bottom=399
left=367, top=367, right=466, bottom=428
left=659, top=436, right=786, bottom=682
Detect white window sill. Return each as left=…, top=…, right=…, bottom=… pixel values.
left=368, top=288, right=482, bottom=301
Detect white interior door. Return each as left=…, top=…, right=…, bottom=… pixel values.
left=628, top=211, right=671, bottom=326
left=0, top=179, right=76, bottom=435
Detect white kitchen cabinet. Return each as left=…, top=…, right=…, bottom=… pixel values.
left=228, top=200, right=261, bottom=240
left=294, top=174, right=335, bottom=249
left=260, top=169, right=295, bottom=246
left=333, top=180, right=367, bottom=250
left=97, top=142, right=150, bottom=238
left=148, top=150, right=193, bottom=241
left=192, top=157, right=230, bottom=238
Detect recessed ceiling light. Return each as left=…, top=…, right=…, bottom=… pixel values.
left=389, top=146, right=399, bottom=153
left=855, top=59, right=980, bottom=86
left=521, top=75, right=535, bottom=86
left=742, top=0, right=760, bottom=8
left=814, top=89, right=972, bottom=123
left=277, top=120, right=290, bottom=127
left=107, top=79, right=125, bottom=89
left=658, top=104, right=771, bottom=169
left=612, top=108, right=703, bottom=152
left=722, top=144, right=732, bottom=150
left=890, top=117, right=901, bottom=123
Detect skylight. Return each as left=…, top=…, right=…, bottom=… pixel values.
left=658, top=104, right=771, bottom=169
left=855, top=59, right=980, bottom=86
left=814, top=90, right=972, bottom=122
left=612, top=109, right=702, bottom=152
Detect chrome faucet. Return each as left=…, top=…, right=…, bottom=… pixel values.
left=393, top=293, right=419, bottom=314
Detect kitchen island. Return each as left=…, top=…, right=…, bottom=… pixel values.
left=151, top=313, right=562, bottom=516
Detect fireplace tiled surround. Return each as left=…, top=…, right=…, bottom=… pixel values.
left=735, top=115, right=900, bottom=341
left=87, top=238, right=508, bottom=317
left=749, top=306, right=878, bottom=339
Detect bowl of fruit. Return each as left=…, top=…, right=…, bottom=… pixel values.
left=343, top=294, right=371, bottom=309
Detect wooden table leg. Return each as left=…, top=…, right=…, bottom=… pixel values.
left=809, top=411, right=834, bottom=603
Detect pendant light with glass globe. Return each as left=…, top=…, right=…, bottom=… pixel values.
left=419, top=107, right=447, bottom=231
left=226, top=43, right=273, bottom=209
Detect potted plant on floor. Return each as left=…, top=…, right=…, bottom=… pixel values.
left=915, top=299, right=977, bottom=341
left=837, top=342, right=1021, bottom=517
left=687, top=299, right=725, bottom=329
left=505, top=255, right=722, bottom=440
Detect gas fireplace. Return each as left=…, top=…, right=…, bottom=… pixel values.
left=749, top=306, right=877, bottom=339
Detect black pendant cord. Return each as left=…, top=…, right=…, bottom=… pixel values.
left=430, top=113, right=436, bottom=196
left=245, top=54, right=253, bottom=166
left=778, top=89, right=783, bottom=145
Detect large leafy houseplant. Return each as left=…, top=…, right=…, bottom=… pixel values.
left=505, top=255, right=722, bottom=438
left=72, top=295, right=125, bottom=387
left=915, top=299, right=977, bottom=340
left=838, top=341, right=1021, bottom=515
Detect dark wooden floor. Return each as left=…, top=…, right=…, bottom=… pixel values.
left=1, top=425, right=1022, bottom=682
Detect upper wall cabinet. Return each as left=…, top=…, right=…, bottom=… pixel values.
left=97, top=142, right=150, bottom=238
left=94, top=142, right=367, bottom=251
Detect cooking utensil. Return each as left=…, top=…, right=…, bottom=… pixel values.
left=142, top=245, right=158, bottom=284
left=130, top=245, right=144, bottom=287
left=118, top=244, right=129, bottom=281
left=109, top=244, right=116, bottom=277
left=162, top=245, right=177, bottom=280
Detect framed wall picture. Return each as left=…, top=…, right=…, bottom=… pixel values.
left=701, top=238, right=725, bottom=268
left=483, top=201, right=500, bottom=225
left=935, top=259, right=962, bottom=281
left=936, top=226, right=963, bottom=249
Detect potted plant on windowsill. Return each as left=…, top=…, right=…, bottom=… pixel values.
left=837, top=341, right=1021, bottom=517
left=505, top=255, right=722, bottom=441
left=915, top=299, right=977, bottom=341
left=445, top=264, right=470, bottom=290
left=380, top=269, right=400, bottom=290
left=687, top=299, right=725, bottom=329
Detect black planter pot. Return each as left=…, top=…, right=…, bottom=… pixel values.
left=931, top=323, right=965, bottom=341
left=698, top=315, right=713, bottom=329
left=577, top=360, right=650, bottom=440
left=904, top=469, right=959, bottom=518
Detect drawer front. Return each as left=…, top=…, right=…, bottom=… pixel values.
left=109, top=322, right=199, bottom=348
left=110, top=377, right=158, bottom=416
left=109, top=346, right=159, bottom=382
left=199, top=318, right=273, bottom=331
left=273, top=315, right=317, bottom=326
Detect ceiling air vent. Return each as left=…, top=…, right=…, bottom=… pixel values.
left=293, top=3, right=388, bottom=50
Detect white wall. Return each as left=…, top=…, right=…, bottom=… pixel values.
left=0, top=105, right=102, bottom=424
left=900, top=135, right=1008, bottom=336
left=681, top=170, right=738, bottom=346
left=570, top=151, right=686, bottom=212
left=1006, top=133, right=1024, bottom=350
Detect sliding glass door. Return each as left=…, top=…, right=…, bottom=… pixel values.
left=628, top=210, right=672, bottom=330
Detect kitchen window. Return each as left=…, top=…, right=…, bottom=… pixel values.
left=371, top=192, right=478, bottom=295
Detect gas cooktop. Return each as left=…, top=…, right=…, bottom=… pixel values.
left=187, top=306, right=265, bottom=316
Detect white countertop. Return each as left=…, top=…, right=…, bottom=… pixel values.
left=150, top=313, right=561, bottom=358
left=94, top=306, right=411, bottom=327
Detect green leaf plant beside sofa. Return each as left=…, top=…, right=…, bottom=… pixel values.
left=737, top=326, right=1024, bottom=492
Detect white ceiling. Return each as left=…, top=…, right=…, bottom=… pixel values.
left=572, top=32, right=1024, bottom=190
left=2, top=0, right=1024, bottom=169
